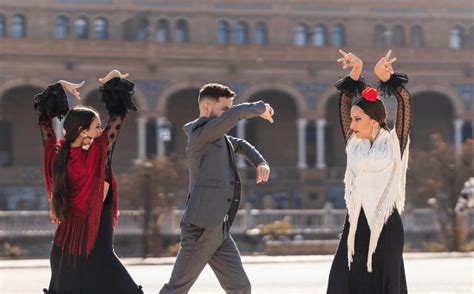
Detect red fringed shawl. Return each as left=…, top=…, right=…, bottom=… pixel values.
left=43, top=132, right=118, bottom=257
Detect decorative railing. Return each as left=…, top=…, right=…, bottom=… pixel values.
left=0, top=208, right=469, bottom=238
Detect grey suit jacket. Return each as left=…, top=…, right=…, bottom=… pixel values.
left=181, top=101, right=268, bottom=228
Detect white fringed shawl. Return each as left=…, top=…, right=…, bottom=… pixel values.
left=344, top=128, right=409, bottom=272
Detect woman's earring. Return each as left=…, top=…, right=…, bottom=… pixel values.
left=371, top=125, right=378, bottom=139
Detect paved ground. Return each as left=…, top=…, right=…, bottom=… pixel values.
left=0, top=253, right=472, bottom=293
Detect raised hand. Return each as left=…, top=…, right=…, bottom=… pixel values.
left=57, top=80, right=84, bottom=100
left=99, top=70, right=129, bottom=84
left=374, top=49, right=397, bottom=82
left=337, top=49, right=363, bottom=70
left=256, top=162, right=270, bottom=184
left=337, top=49, right=363, bottom=81
left=259, top=103, right=274, bottom=123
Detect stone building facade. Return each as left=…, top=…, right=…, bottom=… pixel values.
left=0, top=0, right=472, bottom=210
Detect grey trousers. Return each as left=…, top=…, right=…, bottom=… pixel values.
left=160, top=222, right=251, bottom=294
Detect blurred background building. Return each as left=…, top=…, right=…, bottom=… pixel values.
left=0, top=0, right=472, bottom=213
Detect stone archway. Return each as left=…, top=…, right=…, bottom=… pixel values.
left=325, top=94, right=346, bottom=167
left=164, top=88, right=200, bottom=157
left=245, top=90, right=299, bottom=167
left=1, top=85, right=43, bottom=165
left=411, top=91, right=455, bottom=150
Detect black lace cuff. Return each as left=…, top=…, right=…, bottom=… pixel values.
left=334, top=75, right=367, bottom=96
left=100, top=77, right=138, bottom=117
left=33, top=83, right=69, bottom=123
left=377, top=72, right=409, bottom=97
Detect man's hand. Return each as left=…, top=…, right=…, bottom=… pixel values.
left=57, top=80, right=84, bottom=100
left=256, top=162, right=270, bottom=184
left=99, top=69, right=129, bottom=84
left=259, top=103, right=274, bottom=123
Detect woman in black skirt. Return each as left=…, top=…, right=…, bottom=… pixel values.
left=34, top=70, right=143, bottom=293
left=327, top=49, right=411, bottom=294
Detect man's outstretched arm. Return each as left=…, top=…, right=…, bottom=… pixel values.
left=192, top=101, right=273, bottom=143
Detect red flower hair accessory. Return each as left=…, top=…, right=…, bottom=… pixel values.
left=361, top=87, right=379, bottom=102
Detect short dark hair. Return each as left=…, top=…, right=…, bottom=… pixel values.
left=198, top=83, right=235, bottom=102
left=353, top=98, right=389, bottom=130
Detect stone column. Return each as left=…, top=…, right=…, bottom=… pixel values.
left=316, top=118, right=327, bottom=169
left=137, top=117, right=147, bottom=160
left=156, top=117, right=170, bottom=159
left=454, top=119, right=464, bottom=155
left=297, top=118, right=308, bottom=169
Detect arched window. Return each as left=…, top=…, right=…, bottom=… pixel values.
left=234, top=21, right=249, bottom=45
left=254, top=22, right=268, bottom=45
left=392, top=25, right=405, bottom=47
left=294, top=23, right=309, bottom=46
left=94, top=18, right=108, bottom=40
left=0, top=15, right=5, bottom=38
left=374, top=25, right=387, bottom=48
left=410, top=25, right=424, bottom=48
left=450, top=26, right=464, bottom=49
left=313, top=24, right=327, bottom=47
left=55, top=16, right=69, bottom=39
left=469, top=27, right=474, bottom=48
left=11, top=14, right=26, bottom=38
left=156, top=19, right=170, bottom=43
left=217, top=20, right=231, bottom=44
left=74, top=18, right=89, bottom=39
left=175, top=19, right=189, bottom=43
left=331, top=24, right=345, bottom=47
left=136, top=19, right=149, bottom=41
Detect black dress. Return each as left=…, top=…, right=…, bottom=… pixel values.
left=327, top=209, right=407, bottom=294
left=35, top=79, right=142, bottom=293
left=327, top=73, right=411, bottom=294
left=47, top=190, right=142, bottom=294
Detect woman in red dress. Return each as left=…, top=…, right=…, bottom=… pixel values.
left=35, top=70, right=143, bottom=293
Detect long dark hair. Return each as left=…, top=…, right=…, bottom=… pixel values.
left=353, top=98, right=390, bottom=131
left=52, top=106, right=99, bottom=221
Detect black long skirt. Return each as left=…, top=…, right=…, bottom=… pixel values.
left=327, top=208, right=408, bottom=294
left=45, top=191, right=142, bottom=294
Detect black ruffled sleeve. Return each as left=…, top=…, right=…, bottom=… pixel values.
left=378, top=72, right=411, bottom=155
left=99, top=78, right=138, bottom=175
left=33, top=83, right=69, bottom=124
left=99, top=77, right=137, bottom=117
left=335, top=75, right=367, bottom=96
left=377, top=72, right=409, bottom=97
left=33, top=83, right=69, bottom=144
left=334, top=75, right=367, bottom=143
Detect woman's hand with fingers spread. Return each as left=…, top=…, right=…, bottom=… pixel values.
left=57, top=80, right=85, bottom=100
left=337, top=49, right=363, bottom=81
left=374, top=49, right=397, bottom=82
left=337, top=49, right=363, bottom=70
left=99, top=70, right=129, bottom=84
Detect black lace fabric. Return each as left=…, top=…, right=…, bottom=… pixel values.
left=334, top=76, right=367, bottom=143
left=378, top=72, right=411, bottom=154
left=100, top=78, right=138, bottom=178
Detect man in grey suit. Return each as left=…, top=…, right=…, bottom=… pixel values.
left=160, top=83, right=274, bottom=294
